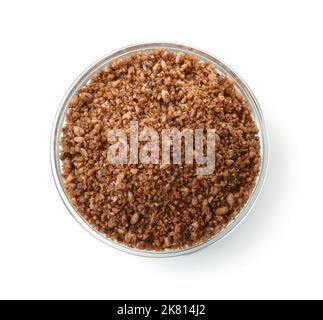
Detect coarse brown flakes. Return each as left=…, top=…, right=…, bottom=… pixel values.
left=60, top=49, right=261, bottom=251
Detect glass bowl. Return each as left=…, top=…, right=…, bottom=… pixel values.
left=50, top=42, right=268, bottom=257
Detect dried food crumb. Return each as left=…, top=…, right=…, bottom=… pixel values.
left=60, top=49, right=261, bottom=251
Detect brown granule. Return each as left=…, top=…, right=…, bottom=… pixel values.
left=60, top=49, right=261, bottom=251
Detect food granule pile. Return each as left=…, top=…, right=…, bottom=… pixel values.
left=60, top=49, right=261, bottom=250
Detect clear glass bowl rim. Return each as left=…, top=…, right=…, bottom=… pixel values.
left=50, top=42, right=269, bottom=258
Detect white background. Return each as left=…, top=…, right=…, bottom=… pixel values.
left=0, top=0, right=322, bottom=300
